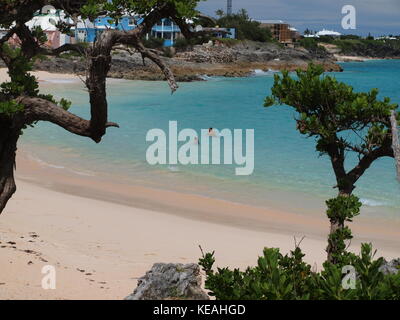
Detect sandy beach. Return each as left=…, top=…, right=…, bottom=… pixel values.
left=0, top=68, right=399, bottom=300
left=0, top=68, right=81, bottom=83
left=0, top=150, right=398, bottom=300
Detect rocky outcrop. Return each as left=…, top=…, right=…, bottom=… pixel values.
left=125, top=263, right=210, bottom=300
left=379, top=259, right=400, bottom=275
left=2, top=40, right=342, bottom=82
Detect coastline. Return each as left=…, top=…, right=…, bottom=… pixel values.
left=0, top=151, right=399, bottom=299
left=1, top=61, right=399, bottom=300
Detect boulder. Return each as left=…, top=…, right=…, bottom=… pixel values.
left=125, top=263, right=210, bottom=300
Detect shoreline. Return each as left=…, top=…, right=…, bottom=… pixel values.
left=0, top=151, right=398, bottom=299
left=1, top=61, right=399, bottom=299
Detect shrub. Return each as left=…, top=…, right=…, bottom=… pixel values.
left=211, top=37, right=240, bottom=47
left=298, top=38, right=327, bottom=54
left=143, top=37, right=165, bottom=49
left=199, top=243, right=400, bottom=300
left=174, top=38, right=191, bottom=50
left=215, top=9, right=272, bottom=42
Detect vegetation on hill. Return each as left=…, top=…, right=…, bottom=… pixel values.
left=211, top=8, right=273, bottom=43
left=302, top=35, right=400, bottom=58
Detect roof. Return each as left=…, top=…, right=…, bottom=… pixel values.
left=258, top=20, right=287, bottom=25
left=26, top=10, right=73, bottom=31
left=316, top=29, right=342, bottom=36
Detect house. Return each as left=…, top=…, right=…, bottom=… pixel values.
left=24, top=8, right=73, bottom=48
left=198, top=27, right=236, bottom=40
left=20, top=9, right=234, bottom=48
left=76, top=15, right=141, bottom=42
left=0, top=28, right=9, bottom=40
left=72, top=17, right=182, bottom=47
left=258, top=20, right=300, bottom=45
left=149, top=18, right=183, bottom=47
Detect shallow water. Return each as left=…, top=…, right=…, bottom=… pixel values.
left=21, top=60, right=400, bottom=219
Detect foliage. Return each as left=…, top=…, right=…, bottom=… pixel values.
left=142, top=36, right=165, bottom=49
left=80, top=0, right=203, bottom=22
left=199, top=243, right=400, bottom=300
left=0, top=44, right=72, bottom=118
left=163, top=46, right=175, bottom=58
left=0, top=99, right=24, bottom=115
left=173, top=37, right=192, bottom=50
left=211, top=37, right=240, bottom=47
left=214, top=9, right=272, bottom=42
left=264, top=64, right=397, bottom=165
left=173, top=35, right=211, bottom=50
left=325, top=195, right=361, bottom=265
left=333, top=39, right=400, bottom=57
left=310, top=35, right=400, bottom=57
left=298, top=38, right=327, bottom=55
left=264, top=64, right=398, bottom=262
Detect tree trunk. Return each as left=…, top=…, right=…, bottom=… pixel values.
left=390, top=110, right=400, bottom=182
left=326, top=188, right=353, bottom=263
left=0, top=121, right=19, bottom=214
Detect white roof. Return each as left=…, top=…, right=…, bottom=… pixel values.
left=316, top=29, right=342, bottom=36
left=26, top=11, right=73, bottom=31
left=258, top=20, right=287, bottom=24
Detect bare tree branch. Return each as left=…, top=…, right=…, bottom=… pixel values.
left=17, top=96, right=119, bottom=142
left=133, top=41, right=178, bottom=92
left=40, top=43, right=87, bottom=56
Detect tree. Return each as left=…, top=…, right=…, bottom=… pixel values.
left=0, top=0, right=204, bottom=214
left=215, top=9, right=225, bottom=18
left=265, top=64, right=399, bottom=263
left=215, top=8, right=272, bottom=42
left=391, top=111, right=400, bottom=181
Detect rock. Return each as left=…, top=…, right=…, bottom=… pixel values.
left=379, top=259, right=400, bottom=275
left=125, top=263, right=210, bottom=300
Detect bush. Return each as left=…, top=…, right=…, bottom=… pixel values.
left=211, top=37, right=240, bottom=47
left=143, top=37, right=164, bottom=49
left=173, top=38, right=190, bottom=50
left=163, top=47, right=174, bottom=58
left=216, top=9, right=272, bottom=42
left=199, top=243, right=400, bottom=300
left=298, top=38, right=327, bottom=54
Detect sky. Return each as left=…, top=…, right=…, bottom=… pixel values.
left=197, top=0, right=400, bottom=36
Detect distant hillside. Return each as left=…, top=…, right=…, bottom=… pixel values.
left=305, top=37, right=400, bottom=59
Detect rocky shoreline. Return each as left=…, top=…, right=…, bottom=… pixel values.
left=0, top=41, right=343, bottom=82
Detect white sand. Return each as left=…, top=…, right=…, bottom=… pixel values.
left=0, top=153, right=398, bottom=300
left=0, top=68, right=80, bottom=84
left=0, top=67, right=399, bottom=300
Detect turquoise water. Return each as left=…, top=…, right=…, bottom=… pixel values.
left=21, top=60, right=400, bottom=216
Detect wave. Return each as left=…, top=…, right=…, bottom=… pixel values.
left=251, top=69, right=279, bottom=77
left=43, top=79, right=78, bottom=84
left=360, top=198, right=388, bottom=207
left=27, top=153, right=95, bottom=176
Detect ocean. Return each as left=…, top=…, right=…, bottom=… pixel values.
left=21, top=60, right=400, bottom=218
